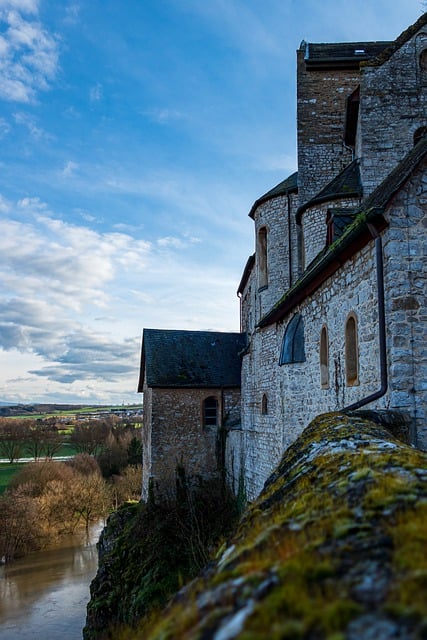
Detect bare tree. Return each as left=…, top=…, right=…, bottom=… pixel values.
left=0, top=491, right=42, bottom=560
left=69, top=472, right=111, bottom=533
left=0, top=419, right=30, bottom=463
left=70, top=421, right=110, bottom=456
left=111, top=464, right=142, bottom=507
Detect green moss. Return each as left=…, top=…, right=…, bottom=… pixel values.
left=92, top=413, right=427, bottom=640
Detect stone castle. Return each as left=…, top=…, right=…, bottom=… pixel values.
left=138, top=13, right=427, bottom=500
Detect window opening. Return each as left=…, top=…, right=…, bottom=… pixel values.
left=320, top=325, right=329, bottom=388
left=257, top=227, right=268, bottom=289
left=345, top=314, right=359, bottom=386
left=203, top=396, right=218, bottom=427
left=261, top=394, right=268, bottom=415
left=279, top=313, right=306, bottom=364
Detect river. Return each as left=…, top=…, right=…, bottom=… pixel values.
left=0, top=522, right=103, bottom=640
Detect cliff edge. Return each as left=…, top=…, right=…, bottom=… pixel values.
left=88, top=412, right=427, bottom=639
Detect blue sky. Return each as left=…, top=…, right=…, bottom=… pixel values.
left=0, top=0, right=424, bottom=405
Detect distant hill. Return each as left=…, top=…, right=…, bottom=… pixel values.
left=0, top=404, right=102, bottom=417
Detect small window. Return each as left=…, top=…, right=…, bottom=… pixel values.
left=326, top=211, right=334, bottom=246
left=257, top=227, right=268, bottom=289
left=203, top=396, right=218, bottom=427
left=345, top=313, right=359, bottom=386
left=320, top=325, right=329, bottom=388
left=261, top=394, right=268, bottom=415
left=279, top=313, right=306, bottom=365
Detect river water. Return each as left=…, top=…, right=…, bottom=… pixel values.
left=0, top=522, right=103, bottom=640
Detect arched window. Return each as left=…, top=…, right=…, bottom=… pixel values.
left=414, top=126, right=427, bottom=146
left=257, top=227, right=268, bottom=289
left=419, top=48, right=427, bottom=86
left=261, top=394, right=268, bottom=415
left=345, top=313, right=359, bottom=386
left=320, top=325, right=329, bottom=388
left=203, top=396, right=218, bottom=427
left=279, top=313, right=305, bottom=365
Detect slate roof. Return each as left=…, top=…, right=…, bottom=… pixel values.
left=249, top=171, right=298, bottom=219
left=302, top=41, right=392, bottom=69
left=297, top=159, right=362, bottom=222
left=138, top=329, right=247, bottom=390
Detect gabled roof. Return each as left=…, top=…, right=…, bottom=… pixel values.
left=259, top=136, right=427, bottom=328
left=249, top=171, right=298, bottom=219
left=138, top=329, right=246, bottom=390
left=296, top=159, right=362, bottom=222
left=301, top=41, right=392, bottom=70
left=362, top=12, right=427, bottom=68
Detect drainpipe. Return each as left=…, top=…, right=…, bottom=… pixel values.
left=343, top=223, right=388, bottom=411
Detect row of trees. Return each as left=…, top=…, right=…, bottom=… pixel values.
left=0, top=415, right=143, bottom=464
left=0, top=417, right=144, bottom=562
left=0, top=418, right=62, bottom=462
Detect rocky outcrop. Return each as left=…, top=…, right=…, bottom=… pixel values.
left=133, top=412, right=427, bottom=639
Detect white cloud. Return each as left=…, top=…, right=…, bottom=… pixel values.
left=0, top=117, right=11, bottom=138
left=0, top=2, right=59, bottom=103
left=13, top=111, right=49, bottom=139
left=0, top=194, right=241, bottom=402
left=144, top=107, right=185, bottom=124
left=62, top=160, right=78, bottom=177
left=90, top=82, right=103, bottom=102
left=63, top=2, right=80, bottom=25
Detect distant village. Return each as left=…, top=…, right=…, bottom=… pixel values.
left=0, top=404, right=143, bottom=422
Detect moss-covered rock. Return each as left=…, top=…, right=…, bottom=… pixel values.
left=124, top=412, right=427, bottom=640
left=84, top=477, right=240, bottom=640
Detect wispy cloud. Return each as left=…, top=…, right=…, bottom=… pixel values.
left=63, top=2, right=80, bottom=25
left=0, top=1, right=59, bottom=103
left=62, top=160, right=78, bottom=177
left=0, top=195, right=240, bottom=402
left=89, top=82, right=103, bottom=103
left=143, top=107, right=186, bottom=124
left=13, top=111, right=48, bottom=139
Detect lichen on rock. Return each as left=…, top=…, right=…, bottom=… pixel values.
left=127, top=412, right=427, bottom=640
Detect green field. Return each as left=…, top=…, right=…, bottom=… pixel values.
left=0, top=463, right=22, bottom=494
left=0, top=442, right=80, bottom=494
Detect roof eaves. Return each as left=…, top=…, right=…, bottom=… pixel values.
left=258, top=208, right=387, bottom=328
left=249, top=172, right=298, bottom=220
left=296, top=159, right=362, bottom=223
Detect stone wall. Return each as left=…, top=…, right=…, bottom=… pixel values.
left=241, top=190, right=299, bottom=332
left=358, top=27, right=427, bottom=196
left=253, top=193, right=297, bottom=318
left=382, top=159, right=427, bottom=448
left=301, top=197, right=361, bottom=268
left=143, top=385, right=240, bottom=499
left=233, top=238, right=391, bottom=499
left=296, top=49, right=358, bottom=205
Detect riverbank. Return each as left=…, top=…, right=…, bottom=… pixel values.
left=0, top=521, right=103, bottom=640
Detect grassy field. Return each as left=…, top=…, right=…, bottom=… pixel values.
left=0, top=442, right=80, bottom=494
left=0, top=463, right=22, bottom=494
